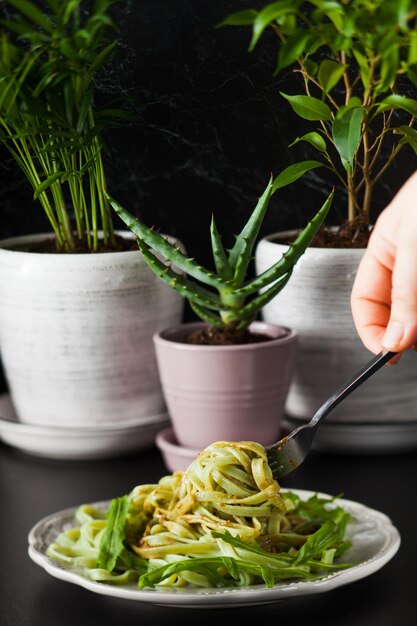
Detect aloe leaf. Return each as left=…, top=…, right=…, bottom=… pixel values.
left=107, top=194, right=226, bottom=290
left=227, top=271, right=292, bottom=326
left=190, top=301, right=224, bottom=328
left=235, top=190, right=333, bottom=297
left=210, top=215, right=233, bottom=280
left=227, top=177, right=273, bottom=284
left=136, top=238, right=227, bottom=311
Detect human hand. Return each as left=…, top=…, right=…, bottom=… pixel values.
left=351, top=171, right=417, bottom=355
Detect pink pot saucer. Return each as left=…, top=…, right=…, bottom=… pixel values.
left=156, top=427, right=201, bottom=472
left=155, top=426, right=288, bottom=473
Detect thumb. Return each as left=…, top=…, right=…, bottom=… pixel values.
left=381, top=221, right=417, bottom=352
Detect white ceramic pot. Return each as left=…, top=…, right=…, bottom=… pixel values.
left=256, top=231, right=417, bottom=424
left=0, top=232, right=184, bottom=427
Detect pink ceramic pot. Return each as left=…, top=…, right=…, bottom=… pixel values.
left=153, top=321, right=297, bottom=449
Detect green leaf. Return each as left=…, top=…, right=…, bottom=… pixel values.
left=394, top=125, right=417, bottom=154
left=59, top=38, right=79, bottom=61
left=289, top=131, right=327, bottom=153
left=304, top=58, right=318, bottom=77
left=226, top=271, right=292, bottom=326
left=314, top=5, right=345, bottom=31
left=76, top=91, right=92, bottom=134
left=217, top=10, right=258, bottom=28
left=376, top=94, right=417, bottom=117
left=210, top=216, right=233, bottom=280
left=236, top=190, right=333, bottom=297
left=408, top=31, right=417, bottom=66
left=107, top=194, right=226, bottom=291
left=276, top=30, right=311, bottom=73
left=294, top=521, right=339, bottom=565
left=98, top=496, right=130, bottom=572
left=377, top=43, right=399, bottom=94
left=280, top=93, right=332, bottom=121
left=33, top=171, right=65, bottom=198
left=136, top=238, right=226, bottom=312
left=352, top=49, right=370, bottom=88
left=249, top=1, right=300, bottom=51
left=272, top=160, right=323, bottom=192
left=138, top=556, right=312, bottom=589
left=5, top=0, right=54, bottom=33
left=317, top=60, right=347, bottom=94
left=227, top=177, right=273, bottom=283
left=190, top=301, right=223, bottom=328
left=407, top=64, right=417, bottom=88
left=89, top=40, right=117, bottom=74
left=332, top=106, right=363, bottom=172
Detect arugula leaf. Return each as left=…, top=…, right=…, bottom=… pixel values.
left=294, top=521, right=340, bottom=565
left=212, top=530, right=291, bottom=563
left=98, top=496, right=146, bottom=573
left=138, top=556, right=313, bottom=589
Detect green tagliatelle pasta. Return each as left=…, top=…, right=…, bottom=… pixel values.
left=47, top=441, right=353, bottom=589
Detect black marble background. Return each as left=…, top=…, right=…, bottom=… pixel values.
left=1, top=0, right=417, bottom=269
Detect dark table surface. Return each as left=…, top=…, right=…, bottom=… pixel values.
left=1, top=439, right=417, bottom=626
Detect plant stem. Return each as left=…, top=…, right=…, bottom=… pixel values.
left=347, top=173, right=356, bottom=222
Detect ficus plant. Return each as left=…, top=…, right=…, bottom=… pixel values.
left=221, top=0, right=417, bottom=228
left=0, top=0, right=129, bottom=252
left=107, top=181, right=334, bottom=329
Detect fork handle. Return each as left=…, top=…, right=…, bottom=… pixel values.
left=311, top=350, right=396, bottom=426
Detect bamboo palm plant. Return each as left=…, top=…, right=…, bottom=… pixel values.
left=107, top=181, right=334, bottom=329
left=221, top=0, right=417, bottom=229
left=0, top=0, right=128, bottom=252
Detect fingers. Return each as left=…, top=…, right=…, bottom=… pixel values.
left=351, top=210, right=396, bottom=354
left=351, top=172, right=417, bottom=353
left=380, top=211, right=417, bottom=352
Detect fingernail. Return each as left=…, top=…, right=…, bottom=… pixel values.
left=381, top=321, right=404, bottom=349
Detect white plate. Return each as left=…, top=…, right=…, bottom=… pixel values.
left=284, top=416, right=417, bottom=454
left=28, top=489, right=400, bottom=608
left=0, top=394, right=169, bottom=460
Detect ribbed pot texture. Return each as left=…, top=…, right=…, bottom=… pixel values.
left=0, top=233, right=184, bottom=427
left=256, top=232, right=417, bottom=423
left=153, top=321, right=297, bottom=449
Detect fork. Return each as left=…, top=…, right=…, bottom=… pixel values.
left=267, top=350, right=396, bottom=480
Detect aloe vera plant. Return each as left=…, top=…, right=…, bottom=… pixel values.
left=107, top=181, right=333, bottom=329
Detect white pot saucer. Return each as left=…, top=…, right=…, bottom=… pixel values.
left=283, top=416, right=417, bottom=454
left=0, top=393, right=169, bottom=460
